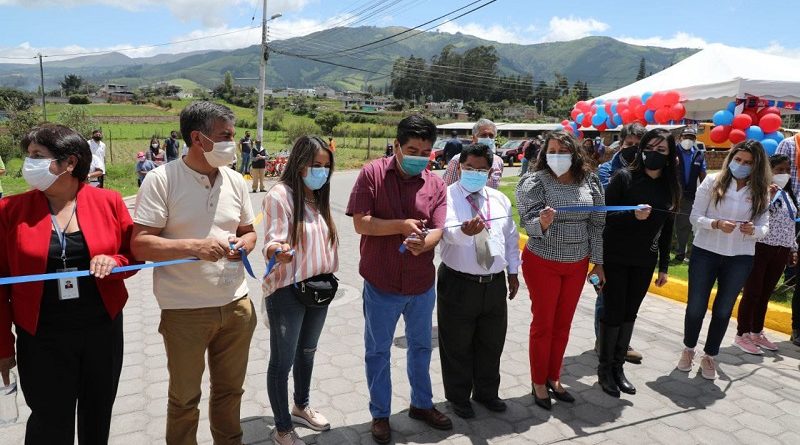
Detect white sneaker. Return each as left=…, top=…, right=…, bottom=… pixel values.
left=700, top=354, right=717, bottom=380
left=676, top=348, right=695, bottom=372
left=291, top=405, right=331, bottom=431
left=271, top=428, right=305, bottom=445
left=733, top=334, right=763, bottom=355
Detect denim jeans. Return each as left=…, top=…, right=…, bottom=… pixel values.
left=363, top=280, right=435, bottom=419
left=266, top=286, right=328, bottom=432
left=684, top=246, right=754, bottom=356
left=594, top=291, right=603, bottom=337
left=239, top=151, right=251, bottom=174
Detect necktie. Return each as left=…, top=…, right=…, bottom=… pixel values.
left=468, top=193, right=494, bottom=271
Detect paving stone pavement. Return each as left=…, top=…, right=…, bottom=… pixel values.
left=3, top=167, right=800, bottom=444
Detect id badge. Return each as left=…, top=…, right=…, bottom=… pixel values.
left=57, top=268, right=80, bottom=300
left=488, top=232, right=503, bottom=257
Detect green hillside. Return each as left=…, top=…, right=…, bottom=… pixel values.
left=0, top=26, right=698, bottom=95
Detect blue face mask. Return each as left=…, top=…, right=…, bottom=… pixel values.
left=398, top=153, right=429, bottom=176
left=460, top=169, right=489, bottom=193
left=302, top=167, right=329, bottom=191
left=477, top=137, right=496, bottom=153
left=729, top=160, right=752, bottom=179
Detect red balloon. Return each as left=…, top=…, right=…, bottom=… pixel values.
left=654, top=107, right=671, bottom=124
left=670, top=103, right=686, bottom=121
left=649, top=91, right=666, bottom=109
left=576, top=101, right=591, bottom=111
left=596, top=123, right=608, bottom=132
left=562, top=119, right=570, bottom=126
left=620, top=109, right=634, bottom=124
left=628, top=96, right=643, bottom=108
left=635, top=105, right=647, bottom=120
left=616, top=102, right=629, bottom=113
left=617, top=97, right=628, bottom=104
left=743, top=109, right=760, bottom=125
left=570, top=108, right=581, bottom=121
left=758, top=106, right=781, bottom=118
left=729, top=128, right=747, bottom=144
left=604, top=102, right=613, bottom=115
left=710, top=125, right=731, bottom=144
left=576, top=130, right=584, bottom=139
left=732, top=113, right=752, bottom=130
left=665, top=90, right=681, bottom=105
left=582, top=113, right=593, bottom=128
left=759, top=113, right=783, bottom=133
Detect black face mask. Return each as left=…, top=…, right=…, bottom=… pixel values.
left=642, top=151, right=668, bottom=171
left=92, top=136, right=102, bottom=141
left=620, top=145, right=637, bottom=163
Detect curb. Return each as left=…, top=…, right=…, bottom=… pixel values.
left=518, top=234, right=793, bottom=335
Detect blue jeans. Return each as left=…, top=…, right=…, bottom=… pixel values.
left=239, top=151, right=251, bottom=174
left=266, top=286, right=328, bottom=432
left=684, top=246, right=754, bottom=356
left=520, top=158, right=529, bottom=176
left=363, top=281, right=435, bottom=419
left=594, top=291, right=603, bottom=337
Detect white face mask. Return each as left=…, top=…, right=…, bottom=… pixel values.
left=200, top=133, right=236, bottom=167
left=774, top=173, right=791, bottom=189
left=151, top=143, right=159, bottom=149
left=22, top=158, right=65, bottom=191
left=546, top=153, right=572, bottom=177
left=680, top=139, right=694, bottom=151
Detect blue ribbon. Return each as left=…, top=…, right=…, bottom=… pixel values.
left=554, top=205, right=647, bottom=212
left=0, top=258, right=198, bottom=286
left=264, top=248, right=295, bottom=278
left=230, top=243, right=256, bottom=279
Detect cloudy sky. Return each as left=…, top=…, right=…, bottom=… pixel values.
left=1, top=0, right=798, bottom=63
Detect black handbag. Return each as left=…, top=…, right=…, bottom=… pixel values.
left=292, top=273, right=339, bottom=308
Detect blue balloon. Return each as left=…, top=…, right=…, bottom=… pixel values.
left=712, top=110, right=734, bottom=126
left=645, top=109, right=656, bottom=123
left=761, top=139, right=779, bottom=156
left=726, top=101, right=736, bottom=113
left=576, top=113, right=584, bottom=125
left=642, top=91, right=653, bottom=103
left=764, top=131, right=784, bottom=143
left=591, top=113, right=606, bottom=126
left=595, top=99, right=605, bottom=105
left=613, top=114, right=623, bottom=126
left=611, top=104, right=618, bottom=114
left=570, top=121, right=578, bottom=130
left=746, top=125, right=764, bottom=141
left=606, top=116, right=615, bottom=128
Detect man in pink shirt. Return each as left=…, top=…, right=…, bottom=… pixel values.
left=347, top=115, right=452, bottom=444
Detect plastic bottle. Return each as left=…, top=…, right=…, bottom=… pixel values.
left=0, top=370, right=18, bottom=426
left=588, top=274, right=601, bottom=286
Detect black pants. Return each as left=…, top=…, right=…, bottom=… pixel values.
left=436, top=265, right=507, bottom=403
left=601, top=261, right=655, bottom=327
left=794, top=262, right=800, bottom=330
left=16, top=313, right=124, bottom=445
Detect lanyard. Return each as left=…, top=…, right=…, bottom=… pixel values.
left=466, top=191, right=492, bottom=229
left=50, top=202, right=77, bottom=269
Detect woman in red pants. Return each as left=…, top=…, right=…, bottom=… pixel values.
left=516, top=130, right=605, bottom=410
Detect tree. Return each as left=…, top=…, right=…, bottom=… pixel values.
left=464, top=100, right=485, bottom=120
left=636, top=57, right=646, bottom=81
left=315, top=111, right=343, bottom=135
left=0, top=87, right=34, bottom=110
left=223, top=71, right=234, bottom=95
left=0, top=97, right=40, bottom=161
left=60, top=74, right=85, bottom=95
left=56, top=106, right=96, bottom=139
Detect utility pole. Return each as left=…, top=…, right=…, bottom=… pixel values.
left=38, top=53, right=47, bottom=121
left=256, top=1, right=282, bottom=144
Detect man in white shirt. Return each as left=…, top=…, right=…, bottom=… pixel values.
left=131, top=101, right=257, bottom=445
left=87, top=153, right=105, bottom=187
left=437, top=143, right=520, bottom=419
left=88, top=129, right=107, bottom=187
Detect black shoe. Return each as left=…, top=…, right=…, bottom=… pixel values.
left=546, top=381, right=575, bottom=403
left=791, top=329, right=800, bottom=347
left=598, top=321, right=621, bottom=398
left=251, top=190, right=257, bottom=193
left=450, top=401, right=475, bottom=418
left=613, top=366, right=636, bottom=394
left=472, top=397, right=507, bottom=412
left=532, top=389, right=552, bottom=411
left=672, top=254, right=685, bottom=264
left=613, top=322, right=637, bottom=395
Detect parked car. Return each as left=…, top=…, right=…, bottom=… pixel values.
left=431, top=138, right=472, bottom=170
left=497, top=139, right=530, bottom=166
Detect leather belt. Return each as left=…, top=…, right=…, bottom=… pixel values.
left=444, top=264, right=503, bottom=284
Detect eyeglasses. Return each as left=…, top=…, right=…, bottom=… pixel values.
left=462, top=166, right=490, bottom=174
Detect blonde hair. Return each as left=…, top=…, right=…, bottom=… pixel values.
left=713, top=140, right=771, bottom=220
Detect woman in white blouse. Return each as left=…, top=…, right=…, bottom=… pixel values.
left=677, top=140, right=770, bottom=380
left=262, top=136, right=338, bottom=445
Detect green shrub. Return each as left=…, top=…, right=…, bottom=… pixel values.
left=68, top=94, right=91, bottom=105
left=284, top=120, right=321, bottom=144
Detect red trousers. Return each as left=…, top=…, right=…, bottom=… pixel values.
left=521, top=248, right=589, bottom=385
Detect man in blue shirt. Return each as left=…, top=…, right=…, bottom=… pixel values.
left=443, top=131, right=464, bottom=163
left=673, top=127, right=707, bottom=263
left=595, top=123, right=646, bottom=363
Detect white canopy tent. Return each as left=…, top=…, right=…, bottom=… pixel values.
left=594, top=44, right=800, bottom=120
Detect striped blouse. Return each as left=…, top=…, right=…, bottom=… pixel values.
left=261, top=182, right=339, bottom=298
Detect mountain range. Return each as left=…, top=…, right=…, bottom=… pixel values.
left=0, top=26, right=699, bottom=96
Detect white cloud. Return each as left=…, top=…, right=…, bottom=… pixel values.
left=0, top=16, right=332, bottom=63
left=0, top=0, right=310, bottom=26
left=541, top=16, right=609, bottom=42
left=762, top=40, right=800, bottom=60
left=436, top=22, right=537, bottom=44
left=616, top=32, right=710, bottom=49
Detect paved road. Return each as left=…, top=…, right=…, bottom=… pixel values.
left=4, top=166, right=800, bottom=444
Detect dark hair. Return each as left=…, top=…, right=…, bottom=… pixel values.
left=770, top=154, right=790, bottom=168
left=91, top=129, right=102, bottom=135
left=451, top=130, right=459, bottom=138
left=21, top=124, right=92, bottom=182
left=459, top=143, right=492, bottom=167
left=620, top=123, right=646, bottom=141
left=630, top=128, right=682, bottom=211
left=396, top=114, right=437, bottom=146
left=534, top=130, right=590, bottom=183
left=280, top=135, right=337, bottom=247
left=179, top=101, right=235, bottom=147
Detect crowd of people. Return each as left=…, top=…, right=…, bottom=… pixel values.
left=0, top=100, right=798, bottom=445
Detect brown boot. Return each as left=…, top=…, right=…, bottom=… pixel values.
left=371, top=418, right=391, bottom=444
